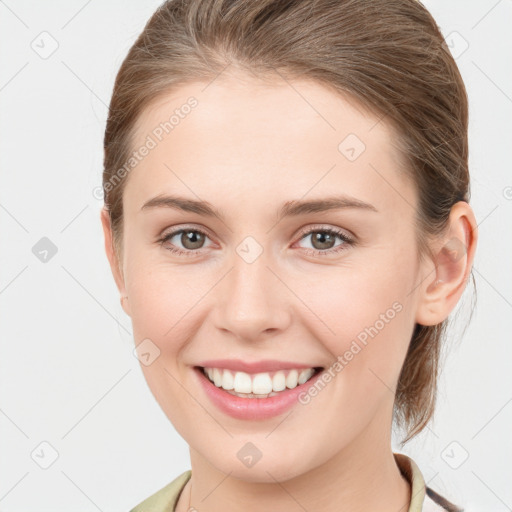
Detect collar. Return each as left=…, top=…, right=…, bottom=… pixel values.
left=131, top=453, right=447, bottom=512
left=394, top=452, right=428, bottom=511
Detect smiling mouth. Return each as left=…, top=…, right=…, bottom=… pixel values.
left=195, top=365, right=324, bottom=399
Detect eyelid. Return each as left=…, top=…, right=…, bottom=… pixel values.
left=159, top=223, right=214, bottom=241
left=295, top=223, right=355, bottom=241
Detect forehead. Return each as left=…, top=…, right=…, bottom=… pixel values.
left=125, top=73, right=415, bottom=218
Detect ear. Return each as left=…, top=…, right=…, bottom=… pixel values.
left=100, top=207, right=131, bottom=317
left=415, top=201, right=478, bottom=326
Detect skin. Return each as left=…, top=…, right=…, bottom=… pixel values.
left=101, top=71, right=477, bottom=512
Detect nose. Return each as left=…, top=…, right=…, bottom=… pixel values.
left=212, top=249, right=292, bottom=342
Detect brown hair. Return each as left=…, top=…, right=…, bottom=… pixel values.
left=103, top=0, right=475, bottom=443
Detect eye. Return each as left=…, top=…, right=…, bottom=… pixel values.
left=158, top=226, right=213, bottom=256
left=157, top=224, right=355, bottom=257
left=295, top=225, right=355, bottom=256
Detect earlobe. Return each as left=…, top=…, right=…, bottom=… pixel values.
left=100, top=207, right=131, bottom=316
left=415, top=201, right=478, bottom=326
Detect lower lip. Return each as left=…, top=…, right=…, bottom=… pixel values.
left=194, top=367, right=324, bottom=420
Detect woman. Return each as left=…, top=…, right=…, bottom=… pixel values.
left=100, top=0, right=478, bottom=510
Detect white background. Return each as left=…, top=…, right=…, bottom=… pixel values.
left=0, top=1, right=511, bottom=510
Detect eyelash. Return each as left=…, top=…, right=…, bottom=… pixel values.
left=157, top=225, right=355, bottom=257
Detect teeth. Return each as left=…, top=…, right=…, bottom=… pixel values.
left=233, top=371, right=252, bottom=393
left=221, top=369, right=234, bottom=390
left=225, top=390, right=279, bottom=399
left=202, top=367, right=317, bottom=394
left=252, top=373, right=273, bottom=394
left=298, top=369, right=313, bottom=385
left=272, top=371, right=286, bottom=392
left=286, top=369, right=299, bottom=389
left=213, top=368, right=223, bottom=387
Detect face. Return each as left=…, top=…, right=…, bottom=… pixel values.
left=109, top=72, right=430, bottom=482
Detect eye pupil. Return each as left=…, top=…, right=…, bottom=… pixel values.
left=312, top=231, right=336, bottom=250
left=182, top=230, right=205, bottom=250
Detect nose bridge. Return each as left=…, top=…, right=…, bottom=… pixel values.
left=213, top=241, right=290, bottom=340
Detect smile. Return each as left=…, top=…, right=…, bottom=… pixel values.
left=194, top=365, right=325, bottom=420
left=201, top=366, right=322, bottom=398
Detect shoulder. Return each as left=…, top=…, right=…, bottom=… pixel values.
left=129, top=470, right=191, bottom=512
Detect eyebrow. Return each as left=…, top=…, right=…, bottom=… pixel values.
left=140, top=194, right=378, bottom=220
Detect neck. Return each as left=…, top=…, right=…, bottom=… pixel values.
left=179, top=414, right=411, bottom=512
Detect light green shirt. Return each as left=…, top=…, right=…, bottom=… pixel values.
left=129, top=453, right=462, bottom=511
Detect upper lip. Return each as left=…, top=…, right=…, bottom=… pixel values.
left=196, top=359, right=323, bottom=374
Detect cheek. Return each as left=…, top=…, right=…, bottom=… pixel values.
left=292, top=260, right=414, bottom=389
left=125, top=248, right=211, bottom=341
left=126, top=260, right=205, bottom=428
